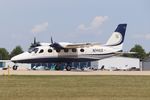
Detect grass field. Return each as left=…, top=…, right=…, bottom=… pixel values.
left=0, top=75, right=150, bottom=100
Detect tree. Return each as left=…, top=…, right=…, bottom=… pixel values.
left=146, top=52, right=150, bottom=57
left=0, top=48, right=9, bottom=60
left=10, top=46, right=24, bottom=58
left=130, top=44, right=147, bottom=60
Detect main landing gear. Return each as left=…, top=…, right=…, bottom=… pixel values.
left=55, top=63, right=72, bottom=71
left=55, top=64, right=61, bottom=70
left=65, top=65, right=71, bottom=71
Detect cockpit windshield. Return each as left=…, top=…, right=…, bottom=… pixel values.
left=28, top=48, right=39, bottom=53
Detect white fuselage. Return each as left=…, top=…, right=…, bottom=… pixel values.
left=11, top=44, right=120, bottom=63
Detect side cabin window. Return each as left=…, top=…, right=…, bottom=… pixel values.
left=80, top=49, right=84, bottom=52
left=39, top=49, right=44, bottom=53
left=64, top=49, right=69, bottom=52
left=72, top=48, right=77, bottom=52
left=48, top=49, right=52, bottom=53
left=56, top=49, right=61, bottom=53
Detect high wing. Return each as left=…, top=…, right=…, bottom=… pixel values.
left=63, top=43, right=101, bottom=48
left=50, top=36, right=101, bottom=49
left=50, top=42, right=101, bottom=49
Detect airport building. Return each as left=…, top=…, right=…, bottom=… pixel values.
left=31, top=57, right=141, bottom=71
left=142, top=57, right=150, bottom=70
left=0, top=60, right=31, bottom=70
left=91, top=56, right=140, bottom=71
left=0, top=60, right=14, bottom=70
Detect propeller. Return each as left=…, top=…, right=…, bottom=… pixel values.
left=30, top=37, right=41, bottom=48
left=34, top=37, right=36, bottom=44
left=51, top=36, right=54, bottom=44
left=50, top=37, right=64, bottom=49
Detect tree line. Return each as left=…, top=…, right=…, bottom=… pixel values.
left=0, top=46, right=23, bottom=60
left=0, top=44, right=150, bottom=60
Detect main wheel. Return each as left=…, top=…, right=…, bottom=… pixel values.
left=13, top=65, right=18, bottom=70
left=55, top=65, right=60, bottom=70
left=66, top=65, right=71, bottom=71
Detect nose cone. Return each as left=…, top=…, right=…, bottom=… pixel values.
left=11, top=55, right=20, bottom=62
left=11, top=52, right=30, bottom=63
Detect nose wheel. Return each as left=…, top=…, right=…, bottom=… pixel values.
left=13, top=65, right=18, bottom=70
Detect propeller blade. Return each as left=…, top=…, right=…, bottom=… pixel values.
left=49, top=36, right=64, bottom=49
left=34, top=37, right=36, bottom=44
left=51, top=36, right=54, bottom=44
left=30, top=37, right=41, bottom=48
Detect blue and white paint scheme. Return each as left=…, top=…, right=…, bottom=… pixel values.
left=11, top=24, right=127, bottom=70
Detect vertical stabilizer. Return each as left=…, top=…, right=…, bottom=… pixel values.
left=105, top=24, right=127, bottom=50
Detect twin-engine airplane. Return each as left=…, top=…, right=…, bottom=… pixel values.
left=11, top=24, right=127, bottom=71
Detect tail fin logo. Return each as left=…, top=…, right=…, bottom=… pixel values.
left=115, top=32, right=122, bottom=44
left=107, top=32, right=122, bottom=46
left=115, top=33, right=120, bottom=39
left=106, top=24, right=127, bottom=46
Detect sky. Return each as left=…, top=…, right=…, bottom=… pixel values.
left=0, top=0, right=150, bottom=52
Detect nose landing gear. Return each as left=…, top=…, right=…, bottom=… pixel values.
left=13, top=65, right=18, bottom=70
